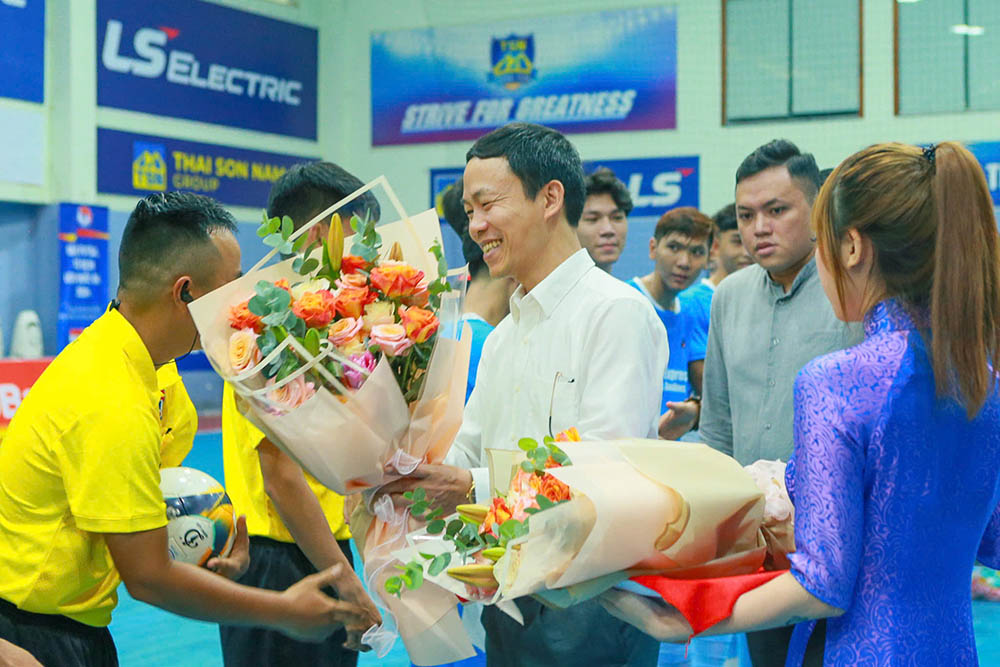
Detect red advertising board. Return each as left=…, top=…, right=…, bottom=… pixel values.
left=0, top=359, right=52, bottom=438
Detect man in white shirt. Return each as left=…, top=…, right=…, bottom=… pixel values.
left=378, top=123, right=666, bottom=666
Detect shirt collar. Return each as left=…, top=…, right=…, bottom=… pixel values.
left=764, top=255, right=817, bottom=301
left=631, top=276, right=680, bottom=313
left=510, top=249, right=595, bottom=323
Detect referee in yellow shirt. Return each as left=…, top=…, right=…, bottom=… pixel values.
left=220, top=162, right=381, bottom=666
left=0, top=192, right=367, bottom=667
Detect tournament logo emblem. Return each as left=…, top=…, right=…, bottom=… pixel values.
left=489, top=34, right=535, bottom=90
left=132, top=141, right=166, bottom=191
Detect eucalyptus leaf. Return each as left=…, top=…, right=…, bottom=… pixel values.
left=426, top=519, right=445, bottom=534
left=267, top=217, right=281, bottom=234
left=428, top=553, right=451, bottom=576
left=281, top=216, right=293, bottom=240
left=517, top=437, right=538, bottom=452
left=303, top=328, right=321, bottom=357
left=263, top=235, right=283, bottom=248
left=292, top=234, right=308, bottom=252
left=445, top=519, right=463, bottom=537
left=301, top=258, right=319, bottom=274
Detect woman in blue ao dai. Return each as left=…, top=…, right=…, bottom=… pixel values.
left=600, top=141, right=1000, bottom=666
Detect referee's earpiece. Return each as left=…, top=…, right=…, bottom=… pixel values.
left=180, top=282, right=193, bottom=304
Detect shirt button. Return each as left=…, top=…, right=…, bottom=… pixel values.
left=771, top=337, right=780, bottom=346
left=764, top=423, right=772, bottom=430
left=767, top=378, right=775, bottom=387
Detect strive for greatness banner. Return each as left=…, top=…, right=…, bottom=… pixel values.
left=371, top=6, right=677, bottom=146
left=97, top=0, right=318, bottom=139
left=968, top=141, right=1000, bottom=209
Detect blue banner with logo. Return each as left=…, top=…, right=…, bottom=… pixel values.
left=373, top=6, right=677, bottom=146
left=430, top=156, right=699, bottom=276
left=97, top=128, right=317, bottom=208
left=968, top=141, right=1000, bottom=208
left=57, top=203, right=109, bottom=349
left=1, top=0, right=45, bottom=103
left=96, top=0, right=317, bottom=139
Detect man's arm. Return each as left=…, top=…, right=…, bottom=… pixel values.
left=658, top=360, right=704, bottom=440
left=697, top=293, right=734, bottom=455
left=257, top=438, right=381, bottom=645
left=104, top=527, right=365, bottom=642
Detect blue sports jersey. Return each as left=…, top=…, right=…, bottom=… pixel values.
left=627, top=278, right=704, bottom=412
left=679, top=278, right=714, bottom=358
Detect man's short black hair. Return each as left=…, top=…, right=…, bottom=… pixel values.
left=267, top=161, right=381, bottom=227
left=580, top=167, right=633, bottom=227
left=735, top=139, right=822, bottom=201
left=819, top=167, right=834, bottom=185
left=466, top=122, right=586, bottom=225
left=119, top=191, right=237, bottom=293
left=713, top=203, right=738, bottom=233
left=440, top=181, right=487, bottom=278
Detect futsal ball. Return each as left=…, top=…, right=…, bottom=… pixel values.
left=160, top=467, right=236, bottom=567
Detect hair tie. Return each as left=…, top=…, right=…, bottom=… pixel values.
left=922, top=145, right=937, bottom=166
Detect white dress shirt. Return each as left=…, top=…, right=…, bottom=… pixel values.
left=445, top=249, right=668, bottom=503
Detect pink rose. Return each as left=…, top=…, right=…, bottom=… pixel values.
left=369, top=323, right=413, bottom=357
left=344, top=351, right=377, bottom=390
left=266, top=375, right=316, bottom=409
left=328, top=317, right=364, bottom=349
left=229, top=328, right=262, bottom=373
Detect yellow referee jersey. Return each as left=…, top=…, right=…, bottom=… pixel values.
left=0, top=309, right=166, bottom=627
left=221, top=383, right=350, bottom=542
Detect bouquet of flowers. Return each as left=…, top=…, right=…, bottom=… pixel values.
left=188, top=176, right=471, bottom=496
left=381, top=434, right=775, bottom=665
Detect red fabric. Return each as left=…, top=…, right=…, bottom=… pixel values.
left=630, top=569, right=787, bottom=636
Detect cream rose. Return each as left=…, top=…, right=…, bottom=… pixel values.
left=228, top=328, right=262, bottom=373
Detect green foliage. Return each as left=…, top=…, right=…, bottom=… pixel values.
left=426, top=239, right=452, bottom=310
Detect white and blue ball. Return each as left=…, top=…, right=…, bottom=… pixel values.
left=160, top=467, right=236, bottom=567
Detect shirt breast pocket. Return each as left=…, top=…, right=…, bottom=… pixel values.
left=530, top=371, right=580, bottom=437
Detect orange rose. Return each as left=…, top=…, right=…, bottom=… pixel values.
left=480, top=496, right=513, bottom=536
left=399, top=306, right=439, bottom=343
left=333, top=285, right=374, bottom=319
left=369, top=261, right=425, bottom=299
left=274, top=278, right=292, bottom=293
left=291, top=290, right=337, bottom=329
left=341, top=255, right=370, bottom=274
left=228, top=299, right=263, bottom=333
left=403, top=280, right=430, bottom=307
left=555, top=427, right=581, bottom=442
left=538, top=472, right=571, bottom=503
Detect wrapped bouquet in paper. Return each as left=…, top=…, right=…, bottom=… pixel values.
left=189, top=176, right=471, bottom=497
left=383, top=432, right=788, bottom=664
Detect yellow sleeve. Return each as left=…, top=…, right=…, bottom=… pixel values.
left=222, top=383, right=266, bottom=450
left=61, top=405, right=168, bottom=533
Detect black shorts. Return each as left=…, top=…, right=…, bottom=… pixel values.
left=219, top=536, right=357, bottom=667
left=0, top=596, right=118, bottom=667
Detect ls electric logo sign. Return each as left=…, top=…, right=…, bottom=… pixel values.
left=97, top=0, right=317, bottom=139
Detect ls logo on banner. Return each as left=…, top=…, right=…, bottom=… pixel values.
left=97, top=0, right=317, bottom=139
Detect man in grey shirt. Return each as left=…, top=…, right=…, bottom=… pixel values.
left=699, top=139, right=861, bottom=666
